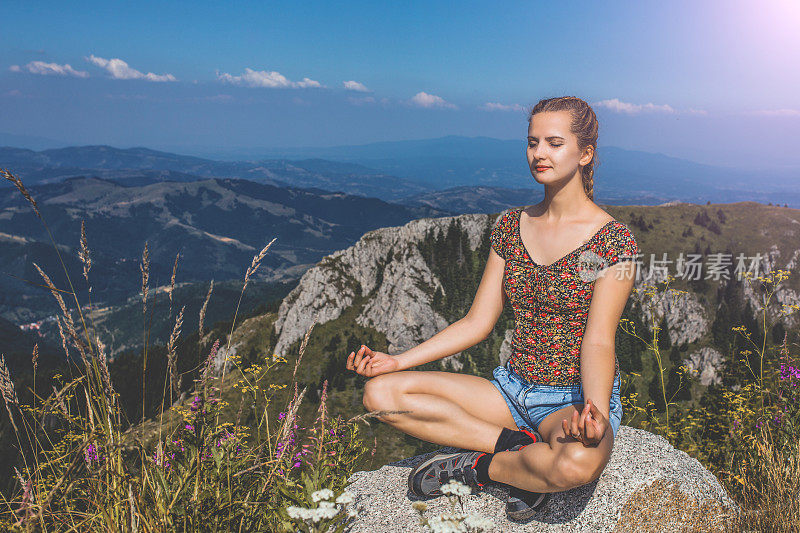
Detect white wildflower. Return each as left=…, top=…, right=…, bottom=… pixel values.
left=462, top=513, right=494, bottom=532
left=335, top=490, right=355, bottom=505
left=440, top=479, right=472, bottom=497
left=347, top=507, right=358, bottom=518
left=315, top=503, right=339, bottom=520
left=286, top=505, right=313, bottom=521
left=425, top=515, right=466, bottom=533
left=311, top=488, right=335, bottom=502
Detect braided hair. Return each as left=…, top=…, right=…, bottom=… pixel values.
left=528, top=96, right=599, bottom=201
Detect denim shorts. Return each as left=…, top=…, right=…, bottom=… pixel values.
left=489, top=364, right=623, bottom=438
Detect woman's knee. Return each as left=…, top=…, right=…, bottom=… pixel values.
left=362, top=373, right=404, bottom=412
left=549, top=445, right=605, bottom=490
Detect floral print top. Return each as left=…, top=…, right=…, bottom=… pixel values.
left=491, top=207, right=640, bottom=386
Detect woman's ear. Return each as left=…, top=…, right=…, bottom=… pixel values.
left=579, top=145, right=595, bottom=166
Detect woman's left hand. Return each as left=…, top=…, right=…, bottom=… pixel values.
left=562, top=399, right=609, bottom=447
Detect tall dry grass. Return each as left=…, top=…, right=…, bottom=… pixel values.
left=0, top=168, right=383, bottom=532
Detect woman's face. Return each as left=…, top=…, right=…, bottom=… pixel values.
left=526, top=110, right=592, bottom=184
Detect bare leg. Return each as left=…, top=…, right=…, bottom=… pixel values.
left=363, top=371, right=614, bottom=492
left=487, top=403, right=615, bottom=492
left=362, top=370, right=520, bottom=453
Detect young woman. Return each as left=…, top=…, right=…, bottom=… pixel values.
left=345, top=96, right=639, bottom=521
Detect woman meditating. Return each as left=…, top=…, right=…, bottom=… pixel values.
left=345, top=95, right=639, bottom=521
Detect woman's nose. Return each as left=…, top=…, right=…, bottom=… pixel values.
left=532, top=144, right=547, bottom=160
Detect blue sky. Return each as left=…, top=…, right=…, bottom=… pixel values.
left=2, top=0, right=800, bottom=169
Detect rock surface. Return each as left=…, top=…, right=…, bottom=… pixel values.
left=273, top=213, right=495, bottom=359
left=344, top=426, right=735, bottom=532
left=683, top=347, right=725, bottom=386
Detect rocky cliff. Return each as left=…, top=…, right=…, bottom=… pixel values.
left=274, top=213, right=494, bottom=369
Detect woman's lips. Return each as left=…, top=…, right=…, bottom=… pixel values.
left=535, top=166, right=551, bottom=171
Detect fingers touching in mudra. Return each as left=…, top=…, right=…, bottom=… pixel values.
left=346, top=345, right=399, bottom=377
left=562, top=399, right=609, bottom=447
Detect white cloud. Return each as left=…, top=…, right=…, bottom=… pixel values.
left=410, top=91, right=457, bottom=109
left=343, top=80, right=370, bottom=92
left=86, top=55, right=176, bottom=82
left=481, top=102, right=525, bottom=112
left=216, top=68, right=322, bottom=88
left=593, top=98, right=675, bottom=114
left=750, top=108, right=800, bottom=117
left=10, top=61, right=89, bottom=78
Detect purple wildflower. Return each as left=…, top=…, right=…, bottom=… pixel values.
left=84, top=444, right=100, bottom=468
left=190, top=396, right=202, bottom=412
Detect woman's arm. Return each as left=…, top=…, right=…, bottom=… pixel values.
left=567, top=261, right=636, bottom=444
left=395, top=248, right=506, bottom=370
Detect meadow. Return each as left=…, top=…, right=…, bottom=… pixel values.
left=1, top=168, right=798, bottom=532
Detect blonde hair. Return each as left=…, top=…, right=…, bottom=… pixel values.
left=528, top=96, right=599, bottom=201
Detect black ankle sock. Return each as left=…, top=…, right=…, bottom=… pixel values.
left=474, top=452, right=494, bottom=485
left=494, top=427, right=536, bottom=453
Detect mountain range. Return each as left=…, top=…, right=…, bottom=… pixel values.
left=0, top=176, right=444, bottom=323
left=3, top=138, right=799, bottom=207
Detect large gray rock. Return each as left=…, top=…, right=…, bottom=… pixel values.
left=273, top=213, right=495, bottom=361
left=683, top=347, right=725, bottom=386
left=344, top=426, right=735, bottom=532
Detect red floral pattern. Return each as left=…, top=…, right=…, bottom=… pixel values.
left=491, top=207, right=639, bottom=386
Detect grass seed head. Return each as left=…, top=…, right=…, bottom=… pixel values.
left=140, top=242, right=150, bottom=315
left=0, top=354, right=19, bottom=406
left=1, top=168, right=41, bottom=218
left=168, top=252, right=179, bottom=311
left=79, top=219, right=92, bottom=284
left=198, top=280, right=214, bottom=340
left=167, top=306, right=185, bottom=396
left=32, top=343, right=39, bottom=373
left=243, top=237, right=276, bottom=289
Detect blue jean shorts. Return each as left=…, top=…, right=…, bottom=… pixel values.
left=489, top=364, right=623, bottom=438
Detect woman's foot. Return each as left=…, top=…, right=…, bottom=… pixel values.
left=407, top=450, right=487, bottom=498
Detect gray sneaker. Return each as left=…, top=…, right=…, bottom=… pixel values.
left=506, top=486, right=550, bottom=521
left=407, top=450, right=486, bottom=498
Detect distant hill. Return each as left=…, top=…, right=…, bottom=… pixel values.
left=251, top=135, right=800, bottom=195
left=0, top=177, right=448, bottom=323
left=0, top=146, right=431, bottom=202
left=402, top=185, right=683, bottom=213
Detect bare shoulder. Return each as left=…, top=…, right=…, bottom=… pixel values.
left=591, top=207, right=617, bottom=226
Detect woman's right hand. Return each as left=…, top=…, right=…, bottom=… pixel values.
left=346, top=345, right=400, bottom=377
